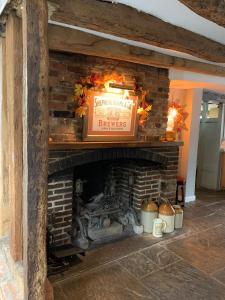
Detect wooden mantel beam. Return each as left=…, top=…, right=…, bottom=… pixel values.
left=48, top=24, right=225, bottom=77
left=179, top=0, right=225, bottom=28
left=48, top=0, right=225, bottom=63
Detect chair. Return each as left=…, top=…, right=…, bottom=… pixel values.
left=176, top=176, right=186, bottom=207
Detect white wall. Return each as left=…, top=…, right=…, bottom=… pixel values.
left=170, top=88, right=202, bottom=202
left=184, top=89, right=202, bottom=201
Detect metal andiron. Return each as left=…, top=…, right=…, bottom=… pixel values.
left=73, top=172, right=143, bottom=250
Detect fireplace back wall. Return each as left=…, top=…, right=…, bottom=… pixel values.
left=49, top=51, right=169, bottom=142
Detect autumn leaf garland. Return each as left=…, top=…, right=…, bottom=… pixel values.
left=168, top=100, right=188, bottom=133
left=74, top=73, right=152, bottom=125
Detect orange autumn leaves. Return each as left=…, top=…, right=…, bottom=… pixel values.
left=74, top=72, right=152, bottom=125
left=168, top=100, right=188, bottom=133
left=74, top=73, right=124, bottom=118
left=136, top=88, right=152, bottom=126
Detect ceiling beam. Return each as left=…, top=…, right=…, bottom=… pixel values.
left=48, top=0, right=225, bottom=63
left=179, top=0, right=225, bottom=28
left=48, top=24, right=225, bottom=77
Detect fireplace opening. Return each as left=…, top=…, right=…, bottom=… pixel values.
left=47, top=157, right=164, bottom=249
left=72, top=160, right=161, bottom=250
left=47, top=147, right=178, bottom=275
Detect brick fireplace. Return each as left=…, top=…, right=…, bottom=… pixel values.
left=47, top=50, right=181, bottom=263
left=47, top=146, right=179, bottom=248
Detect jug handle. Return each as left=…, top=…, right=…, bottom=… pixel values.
left=162, top=220, right=167, bottom=231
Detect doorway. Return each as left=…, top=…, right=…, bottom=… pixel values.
left=197, top=100, right=224, bottom=190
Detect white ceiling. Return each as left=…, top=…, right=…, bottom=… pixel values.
left=169, top=69, right=225, bottom=93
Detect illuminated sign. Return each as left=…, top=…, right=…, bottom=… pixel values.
left=83, top=91, right=138, bottom=141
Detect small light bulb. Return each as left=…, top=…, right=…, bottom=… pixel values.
left=123, top=90, right=129, bottom=99
left=170, top=108, right=177, bottom=118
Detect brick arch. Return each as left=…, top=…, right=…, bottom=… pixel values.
left=48, top=148, right=168, bottom=176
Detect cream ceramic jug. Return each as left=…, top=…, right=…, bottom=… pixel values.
left=141, top=200, right=158, bottom=233
left=173, top=205, right=183, bottom=229
left=159, top=202, right=175, bottom=233
left=152, top=218, right=167, bottom=238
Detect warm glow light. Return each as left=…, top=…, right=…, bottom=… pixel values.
left=104, top=80, right=132, bottom=101
left=170, top=108, right=177, bottom=118
left=105, top=80, right=122, bottom=94
left=167, top=107, right=178, bottom=131
left=123, top=90, right=129, bottom=99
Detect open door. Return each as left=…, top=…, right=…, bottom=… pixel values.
left=197, top=101, right=223, bottom=190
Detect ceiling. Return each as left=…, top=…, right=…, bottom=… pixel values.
left=170, top=80, right=225, bottom=93
left=169, top=69, right=225, bottom=93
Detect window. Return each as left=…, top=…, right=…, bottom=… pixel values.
left=206, top=103, right=219, bottom=119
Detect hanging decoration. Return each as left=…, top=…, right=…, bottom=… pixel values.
left=167, top=100, right=188, bottom=139
left=74, top=72, right=152, bottom=125
left=135, top=85, right=152, bottom=126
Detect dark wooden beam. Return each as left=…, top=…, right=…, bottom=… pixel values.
left=179, top=0, right=225, bottom=28
left=48, top=0, right=225, bottom=63
left=22, top=0, right=49, bottom=299
left=5, top=12, right=23, bottom=261
left=48, top=24, right=225, bottom=77
left=49, top=141, right=183, bottom=151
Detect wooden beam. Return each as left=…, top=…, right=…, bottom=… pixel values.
left=22, top=0, right=49, bottom=299
left=179, top=0, right=225, bottom=28
left=1, top=35, right=9, bottom=236
left=5, top=12, right=23, bottom=261
left=48, top=0, right=225, bottom=63
left=0, top=37, right=10, bottom=236
left=48, top=24, right=225, bottom=77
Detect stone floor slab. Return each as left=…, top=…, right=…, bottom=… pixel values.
left=141, top=260, right=225, bottom=300
left=118, top=252, right=159, bottom=279
left=54, top=262, right=157, bottom=300
left=212, top=267, right=225, bottom=286
left=141, top=244, right=181, bottom=269
left=167, top=225, right=225, bottom=274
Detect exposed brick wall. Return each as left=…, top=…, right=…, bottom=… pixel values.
left=114, top=163, right=161, bottom=210
left=47, top=173, right=73, bottom=246
left=150, top=146, right=179, bottom=202
left=113, top=147, right=178, bottom=210
left=49, top=51, right=169, bottom=142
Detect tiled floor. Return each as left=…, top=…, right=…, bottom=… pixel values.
left=51, top=190, right=225, bottom=300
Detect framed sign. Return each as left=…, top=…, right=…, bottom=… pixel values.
left=83, top=91, right=138, bottom=141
